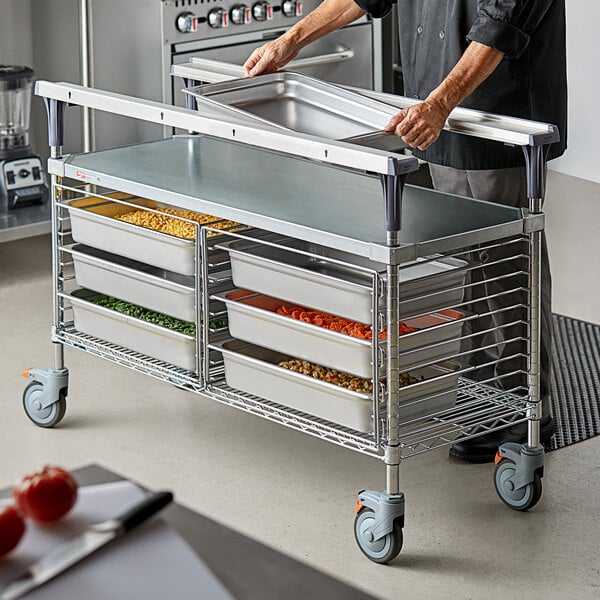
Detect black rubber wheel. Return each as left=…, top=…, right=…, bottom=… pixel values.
left=354, top=507, right=403, bottom=564
left=494, top=458, right=542, bottom=511
left=23, top=382, right=67, bottom=428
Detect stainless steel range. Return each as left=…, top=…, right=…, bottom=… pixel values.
left=31, top=0, right=385, bottom=154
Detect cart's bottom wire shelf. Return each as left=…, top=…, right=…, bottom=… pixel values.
left=55, top=328, right=529, bottom=459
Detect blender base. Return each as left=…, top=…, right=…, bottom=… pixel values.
left=0, top=152, right=48, bottom=210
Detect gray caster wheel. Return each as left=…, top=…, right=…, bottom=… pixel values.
left=354, top=507, right=403, bottom=563
left=494, top=458, right=542, bottom=511
left=23, top=382, right=67, bottom=428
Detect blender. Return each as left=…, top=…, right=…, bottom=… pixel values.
left=0, top=65, right=48, bottom=209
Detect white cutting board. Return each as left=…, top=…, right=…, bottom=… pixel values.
left=0, top=481, right=235, bottom=599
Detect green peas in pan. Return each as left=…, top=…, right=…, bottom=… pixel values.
left=90, top=295, right=196, bottom=336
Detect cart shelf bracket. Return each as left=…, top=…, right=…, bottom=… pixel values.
left=42, top=97, right=67, bottom=153
left=522, top=144, right=548, bottom=209
left=380, top=168, right=406, bottom=232
left=181, top=78, right=201, bottom=111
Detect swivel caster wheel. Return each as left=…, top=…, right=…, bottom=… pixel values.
left=494, top=458, right=542, bottom=511
left=354, top=507, right=403, bottom=564
left=23, top=382, right=67, bottom=428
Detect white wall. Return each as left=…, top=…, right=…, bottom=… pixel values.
left=550, top=0, right=600, bottom=184
left=0, top=0, right=33, bottom=66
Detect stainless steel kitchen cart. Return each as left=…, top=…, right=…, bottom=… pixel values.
left=27, top=74, right=557, bottom=563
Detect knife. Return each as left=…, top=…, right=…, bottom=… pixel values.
left=1, top=490, right=173, bottom=600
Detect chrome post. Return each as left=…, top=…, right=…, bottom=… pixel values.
left=523, top=145, right=545, bottom=448
left=386, top=230, right=401, bottom=494
left=80, top=0, right=96, bottom=151
left=50, top=148, right=65, bottom=371
left=201, top=228, right=211, bottom=386
left=380, top=167, right=404, bottom=496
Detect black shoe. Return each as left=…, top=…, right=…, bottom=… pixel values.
left=448, top=416, right=556, bottom=464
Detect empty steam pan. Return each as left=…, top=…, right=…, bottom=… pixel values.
left=217, top=289, right=466, bottom=378
left=67, top=244, right=196, bottom=322
left=68, top=289, right=197, bottom=371
left=66, top=196, right=197, bottom=276
left=184, top=72, right=402, bottom=148
left=215, top=340, right=460, bottom=432
left=224, top=239, right=468, bottom=323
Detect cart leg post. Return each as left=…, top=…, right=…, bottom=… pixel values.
left=352, top=171, right=407, bottom=564
left=18, top=97, right=71, bottom=428
left=493, top=145, right=547, bottom=510
left=522, top=144, right=545, bottom=450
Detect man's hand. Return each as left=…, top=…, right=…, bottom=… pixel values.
left=384, top=99, right=449, bottom=151
left=386, top=42, right=505, bottom=151
left=243, top=0, right=364, bottom=77
left=243, top=36, right=300, bottom=77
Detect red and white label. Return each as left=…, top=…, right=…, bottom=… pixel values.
left=75, top=170, right=87, bottom=180
left=297, top=1, right=303, bottom=15
left=267, top=5, right=273, bottom=19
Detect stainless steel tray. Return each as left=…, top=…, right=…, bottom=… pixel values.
left=66, top=196, right=197, bottom=276
left=215, top=340, right=459, bottom=432
left=67, top=244, right=196, bottom=322
left=69, top=289, right=197, bottom=371
left=223, top=239, right=468, bottom=322
left=184, top=72, right=403, bottom=150
left=217, top=289, right=466, bottom=378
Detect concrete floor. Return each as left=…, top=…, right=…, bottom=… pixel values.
left=0, top=169, right=599, bottom=599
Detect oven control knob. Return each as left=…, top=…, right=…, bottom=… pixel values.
left=207, top=7, right=229, bottom=28
left=282, top=0, right=302, bottom=17
left=230, top=4, right=251, bottom=25
left=176, top=11, right=198, bottom=33
left=252, top=1, right=273, bottom=21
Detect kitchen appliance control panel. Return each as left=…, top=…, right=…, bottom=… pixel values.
left=0, top=157, right=48, bottom=209
left=169, top=0, right=319, bottom=40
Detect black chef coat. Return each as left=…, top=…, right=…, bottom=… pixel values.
left=353, top=0, right=567, bottom=170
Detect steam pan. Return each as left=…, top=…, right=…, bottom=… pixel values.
left=216, top=340, right=459, bottom=432
left=69, top=290, right=197, bottom=371
left=184, top=72, right=400, bottom=144
left=217, top=290, right=465, bottom=378
left=68, top=244, right=196, bottom=322
left=225, top=240, right=468, bottom=323
left=66, top=196, right=197, bottom=276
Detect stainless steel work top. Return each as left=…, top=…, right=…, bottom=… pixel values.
left=57, top=135, right=527, bottom=262
left=0, top=202, right=51, bottom=243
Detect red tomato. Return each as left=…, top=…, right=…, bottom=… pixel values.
left=0, top=505, right=26, bottom=557
left=13, top=466, right=78, bottom=523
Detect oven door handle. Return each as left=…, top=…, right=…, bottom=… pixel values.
left=171, top=48, right=354, bottom=85
left=287, top=46, right=355, bottom=69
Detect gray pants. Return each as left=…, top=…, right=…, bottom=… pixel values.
left=428, top=165, right=552, bottom=414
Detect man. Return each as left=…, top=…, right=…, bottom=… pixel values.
left=244, top=0, right=567, bottom=462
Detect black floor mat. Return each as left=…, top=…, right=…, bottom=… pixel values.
left=548, top=313, right=600, bottom=450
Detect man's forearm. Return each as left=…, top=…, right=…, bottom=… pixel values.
left=284, top=0, right=365, bottom=48
left=386, top=41, right=505, bottom=150
left=427, top=41, right=505, bottom=114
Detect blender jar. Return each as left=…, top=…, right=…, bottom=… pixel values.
left=0, top=66, right=33, bottom=152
